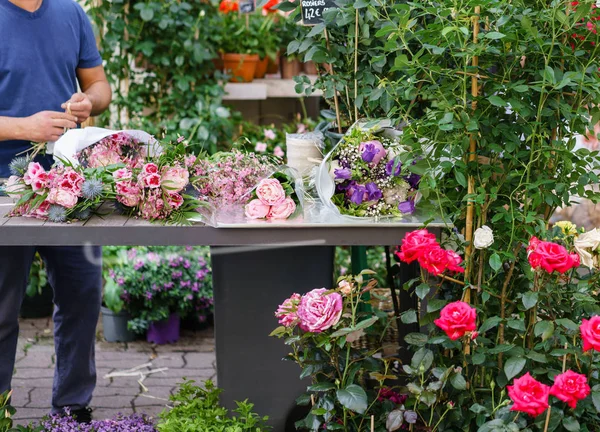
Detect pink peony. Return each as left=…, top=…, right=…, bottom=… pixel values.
left=245, top=199, right=270, bottom=219
left=144, top=173, right=161, bottom=189
left=47, top=188, right=78, bottom=209
left=256, top=178, right=286, bottom=206
left=269, top=197, right=296, bottom=219
left=161, top=166, right=189, bottom=193
left=275, top=293, right=301, bottom=327
left=297, top=288, right=343, bottom=333
left=113, top=168, right=132, bottom=182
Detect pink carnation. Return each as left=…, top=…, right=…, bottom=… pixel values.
left=113, top=168, right=133, bottom=182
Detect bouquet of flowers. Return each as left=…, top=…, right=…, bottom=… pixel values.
left=77, top=131, right=146, bottom=168
left=244, top=172, right=302, bottom=221
left=316, top=123, right=420, bottom=220
left=4, top=158, right=107, bottom=222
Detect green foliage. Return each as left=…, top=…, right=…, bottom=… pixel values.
left=156, top=380, right=270, bottom=432
left=84, top=0, right=235, bottom=153
left=25, top=253, right=48, bottom=298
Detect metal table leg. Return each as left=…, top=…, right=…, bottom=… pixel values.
left=210, top=245, right=335, bottom=431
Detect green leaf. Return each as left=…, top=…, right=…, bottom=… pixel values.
left=479, top=316, right=502, bottom=333
left=526, top=351, right=548, bottom=363
left=275, top=1, right=297, bottom=12
left=485, top=31, right=506, bottom=40
left=522, top=291, right=538, bottom=310
left=489, top=253, right=502, bottom=272
left=488, top=96, right=507, bottom=107
left=355, top=316, right=378, bottom=331
left=401, top=310, right=418, bottom=324
left=416, top=283, right=430, bottom=300
left=556, top=318, right=578, bottom=331
left=450, top=373, right=467, bottom=390
left=504, top=357, right=526, bottom=381
left=592, top=392, right=600, bottom=413
left=140, top=7, right=154, bottom=21
left=455, top=171, right=467, bottom=188
left=472, top=353, right=486, bottom=365
left=411, top=348, right=434, bottom=372
left=563, top=417, right=580, bottom=432
left=336, top=385, right=368, bottom=414
left=534, top=321, right=554, bottom=341
left=308, top=382, right=336, bottom=392
left=405, top=333, right=428, bottom=346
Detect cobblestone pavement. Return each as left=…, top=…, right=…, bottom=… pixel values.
left=12, top=317, right=216, bottom=426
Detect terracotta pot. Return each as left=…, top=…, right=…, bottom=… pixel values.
left=267, top=52, right=280, bottom=75
left=212, top=55, right=223, bottom=72
left=255, top=56, right=269, bottom=79
left=281, top=58, right=302, bottom=79
left=222, top=53, right=259, bottom=83
left=303, top=61, right=318, bottom=75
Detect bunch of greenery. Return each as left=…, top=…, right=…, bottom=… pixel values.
left=156, top=380, right=270, bottom=432
left=84, top=0, right=235, bottom=154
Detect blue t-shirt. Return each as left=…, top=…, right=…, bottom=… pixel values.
left=0, top=0, right=102, bottom=177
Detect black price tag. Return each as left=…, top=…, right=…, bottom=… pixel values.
left=240, top=0, right=256, bottom=13
left=301, top=0, right=336, bottom=25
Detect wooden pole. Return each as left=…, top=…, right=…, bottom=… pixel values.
left=354, top=8, right=359, bottom=123
left=324, top=30, right=343, bottom=134
left=463, top=5, right=481, bottom=304
left=371, top=415, right=375, bottom=432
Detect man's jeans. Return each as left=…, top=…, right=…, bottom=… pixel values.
left=0, top=246, right=102, bottom=412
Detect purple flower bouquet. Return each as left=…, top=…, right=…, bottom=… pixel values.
left=316, top=123, right=420, bottom=220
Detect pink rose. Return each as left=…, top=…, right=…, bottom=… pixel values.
left=167, top=192, right=184, bottom=209
left=550, top=370, right=590, bottom=409
left=256, top=178, right=286, bottom=206
left=275, top=293, right=301, bottom=327
left=528, top=236, right=580, bottom=274
left=47, top=188, right=78, bottom=209
left=161, top=166, right=189, bottom=193
left=4, top=176, right=24, bottom=198
left=297, top=288, right=343, bottom=333
left=245, top=199, right=270, bottom=219
left=434, top=301, right=477, bottom=340
left=143, top=163, right=159, bottom=175
left=508, top=373, right=550, bottom=417
left=269, top=197, right=296, bottom=220
left=274, top=146, right=285, bottom=158
left=396, top=229, right=439, bottom=263
left=580, top=316, right=600, bottom=352
left=113, top=168, right=132, bottom=182
left=185, top=155, right=197, bottom=167
left=144, top=173, right=161, bottom=189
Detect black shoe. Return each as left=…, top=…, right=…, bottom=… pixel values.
left=70, top=407, right=93, bottom=424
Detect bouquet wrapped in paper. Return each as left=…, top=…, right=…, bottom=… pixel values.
left=316, top=120, right=421, bottom=221
left=189, top=150, right=304, bottom=225
left=4, top=158, right=108, bottom=222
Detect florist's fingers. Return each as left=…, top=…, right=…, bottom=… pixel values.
left=50, top=112, right=78, bottom=123
left=52, top=118, right=77, bottom=129
left=65, top=101, right=89, bottom=113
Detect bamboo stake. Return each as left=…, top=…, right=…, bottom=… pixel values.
left=354, top=8, right=359, bottom=123
left=371, top=415, right=375, bottom=432
left=464, top=5, right=481, bottom=304
left=324, top=30, right=343, bottom=134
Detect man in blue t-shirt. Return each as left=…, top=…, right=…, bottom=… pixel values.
left=0, top=0, right=112, bottom=423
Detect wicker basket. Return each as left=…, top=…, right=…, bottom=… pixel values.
left=351, top=288, right=400, bottom=356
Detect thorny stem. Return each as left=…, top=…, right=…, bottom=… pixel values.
left=498, top=244, right=522, bottom=369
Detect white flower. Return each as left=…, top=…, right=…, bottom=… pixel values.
left=4, top=176, right=25, bottom=199
left=574, top=228, right=600, bottom=269
left=474, top=225, right=494, bottom=249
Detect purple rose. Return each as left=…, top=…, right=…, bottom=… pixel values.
left=334, top=168, right=352, bottom=180
left=365, top=182, right=382, bottom=201
left=398, top=199, right=416, bottom=214
left=297, top=288, right=343, bottom=333
left=360, top=140, right=387, bottom=165
left=385, top=159, right=402, bottom=177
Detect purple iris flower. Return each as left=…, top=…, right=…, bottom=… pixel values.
left=361, top=143, right=380, bottom=163
left=334, top=168, right=352, bottom=180
left=350, top=184, right=367, bottom=205
left=385, top=159, right=402, bottom=177
left=404, top=173, right=421, bottom=189
left=365, top=182, right=382, bottom=201
left=398, top=199, right=416, bottom=214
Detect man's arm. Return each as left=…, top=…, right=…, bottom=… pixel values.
left=62, top=65, right=112, bottom=123
left=0, top=112, right=78, bottom=143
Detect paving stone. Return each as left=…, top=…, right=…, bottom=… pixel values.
left=133, top=391, right=173, bottom=407
left=149, top=355, right=185, bottom=368
left=9, top=388, right=31, bottom=408
left=13, top=369, right=55, bottom=379
left=12, top=378, right=54, bottom=388
left=13, top=408, right=49, bottom=422
left=96, top=358, right=154, bottom=369
left=91, top=395, right=137, bottom=409
left=14, top=354, right=54, bottom=369
left=24, top=388, right=52, bottom=409
left=92, top=386, right=141, bottom=398
left=183, top=352, right=216, bottom=368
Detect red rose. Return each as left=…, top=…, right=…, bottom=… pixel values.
left=508, top=373, right=550, bottom=417
left=580, top=316, right=600, bottom=352
left=527, top=237, right=580, bottom=274
left=550, top=370, right=590, bottom=409
left=444, top=250, right=465, bottom=274
left=434, top=301, right=477, bottom=340
left=418, top=246, right=465, bottom=276
left=396, top=229, right=438, bottom=263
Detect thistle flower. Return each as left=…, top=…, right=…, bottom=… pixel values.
left=9, top=156, right=30, bottom=176
left=47, top=205, right=68, bottom=223
left=81, top=179, right=104, bottom=200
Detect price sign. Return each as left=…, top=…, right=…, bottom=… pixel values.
left=301, top=0, right=337, bottom=25
left=239, top=0, right=256, bottom=13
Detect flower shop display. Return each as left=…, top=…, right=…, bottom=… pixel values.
left=244, top=173, right=302, bottom=221
left=317, top=123, right=420, bottom=220
left=109, top=246, right=212, bottom=344
left=5, top=160, right=108, bottom=223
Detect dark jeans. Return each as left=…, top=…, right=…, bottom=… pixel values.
left=0, top=246, right=102, bottom=412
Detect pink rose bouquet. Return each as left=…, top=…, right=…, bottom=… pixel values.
left=244, top=172, right=301, bottom=221
left=5, top=159, right=106, bottom=222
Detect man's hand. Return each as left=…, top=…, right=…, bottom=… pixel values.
left=62, top=92, right=93, bottom=124
left=23, top=111, right=78, bottom=142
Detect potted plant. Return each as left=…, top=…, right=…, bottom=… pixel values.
left=217, top=0, right=260, bottom=83
left=20, top=253, right=53, bottom=319
left=253, top=13, right=282, bottom=79
left=112, top=246, right=213, bottom=344
left=101, top=277, right=136, bottom=343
